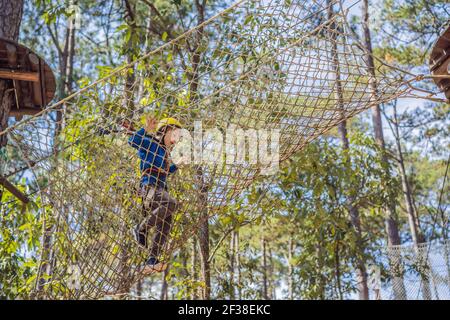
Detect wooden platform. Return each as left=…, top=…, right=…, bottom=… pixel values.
left=430, top=25, right=450, bottom=101
left=0, top=38, right=56, bottom=120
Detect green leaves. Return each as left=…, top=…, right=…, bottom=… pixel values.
left=162, top=31, right=169, bottom=42
left=41, top=5, right=64, bottom=25
left=223, top=131, right=398, bottom=298
left=244, top=14, right=254, bottom=26
left=0, top=187, right=42, bottom=299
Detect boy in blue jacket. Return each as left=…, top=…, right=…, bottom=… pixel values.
left=125, top=116, right=183, bottom=275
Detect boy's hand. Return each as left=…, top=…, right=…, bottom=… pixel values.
left=145, top=116, right=158, bottom=133
left=120, top=119, right=135, bottom=135
left=172, top=154, right=190, bottom=167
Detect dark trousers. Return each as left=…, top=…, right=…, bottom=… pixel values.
left=138, top=185, right=178, bottom=259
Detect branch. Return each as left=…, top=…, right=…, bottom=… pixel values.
left=139, top=0, right=175, bottom=38
left=123, top=0, right=136, bottom=23
left=46, top=24, right=63, bottom=58
left=0, top=175, right=29, bottom=204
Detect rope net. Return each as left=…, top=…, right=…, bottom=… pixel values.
left=375, top=240, right=450, bottom=300
left=0, top=0, right=425, bottom=299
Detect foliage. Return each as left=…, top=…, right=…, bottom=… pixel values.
left=0, top=186, right=42, bottom=299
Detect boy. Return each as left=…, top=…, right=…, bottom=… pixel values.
left=125, top=116, right=182, bottom=275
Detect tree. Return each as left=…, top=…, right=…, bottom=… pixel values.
left=0, top=0, right=24, bottom=147
left=374, top=0, right=449, bottom=300
left=361, top=0, right=406, bottom=299
left=327, top=0, right=369, bottom=299
left=27, top=0, right=80, bottom=294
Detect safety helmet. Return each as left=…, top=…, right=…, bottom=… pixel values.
left=156, top=117, right=182, bottom=132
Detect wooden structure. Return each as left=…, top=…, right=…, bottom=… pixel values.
left=430, top=25, right=450, bottom=101
left=0, top=39, right=56, bottom=204
left=0, top=38, right=56, bottom=120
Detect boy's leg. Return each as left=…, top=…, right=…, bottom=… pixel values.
left=141, top=188, right=177, bottom=274
left=148, top=188, right=177, bottom=259
left=137, top=186, right=157, bottom=231
left=134, top=186, right=158, bottom=247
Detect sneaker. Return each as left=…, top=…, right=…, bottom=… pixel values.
left=142, top=257, right=168, bottom=275
left=132, top=225, right=147, bottom=249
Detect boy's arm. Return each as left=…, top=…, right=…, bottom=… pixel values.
left=126, top=116, right=157, bottom=150
left=128, top=128, right=150, bottom=150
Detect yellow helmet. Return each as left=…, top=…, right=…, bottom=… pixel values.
left=156, top=117, right=182, bottom=132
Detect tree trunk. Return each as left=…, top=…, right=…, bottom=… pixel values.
left=0, top=0, right=24, bottom=147
left=160, top=266, right=170, bottom=300
left=334, top=239, right=344, bottom=300
left=229, top=230, right=236, bottom=299
left=191, top=1, right=209, bottom=300
left=391, top=102, right=432, bottom=300
left=198, top=200, right=210, bottom=299
left=288, top=233, right=294, bottom=300
left=136, top=16, right=153, bottom=103
left=113, top=0, right=137, bottom=297
left=261, top=235, right=269, bottom=299
left=235, top=230, right=242, bottom=299
left=58, top=18, right=76, bottom=100
left=287, top=235, right=294, bottom=300
left=123, top=0, right=137, bottom=118
left=361, top=0, right=406, bottom=299
left=268, top=243, right=275, bottom=299
left=361, top=0, right=401, bottom=248
left=136, top=279, right=142, bottom=300
left=361, top=0, right=401, bottom=246
left=327, top=0, right=369, bottom=300
left=316, top=242, right=326, bottom=299
left=391, top=102, right=422, bottom=243
left=35, top=1, right=78, bottom=296
left=191, top=236, right=198, bottom=300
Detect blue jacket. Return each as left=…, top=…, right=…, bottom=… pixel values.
left=128, top=128, right=177, bottom=189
